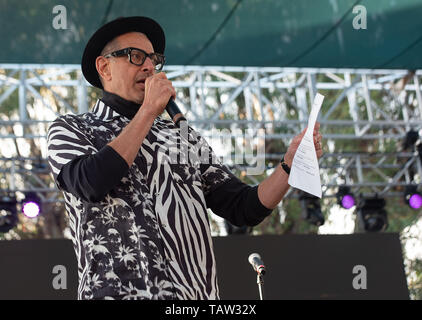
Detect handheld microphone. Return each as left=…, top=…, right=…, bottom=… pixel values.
left=166, top=99, right=186, bottom=126
left=248, top=253, right=266, bottom=276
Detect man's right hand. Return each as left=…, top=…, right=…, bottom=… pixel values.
left=108, top=73, right=175, bottom=167
left=142, top=72, right=176, bottom=118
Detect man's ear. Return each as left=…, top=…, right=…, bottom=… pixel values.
left=96, top=56, right=112, bottom=83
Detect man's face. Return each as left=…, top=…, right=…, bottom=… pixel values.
left=100, top=32, right=156, bottom=104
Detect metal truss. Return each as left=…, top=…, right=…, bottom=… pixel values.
left=1, top=64, right=422, bottom=203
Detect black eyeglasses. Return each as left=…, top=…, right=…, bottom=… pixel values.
left=103, top=47, right=165, bottom=71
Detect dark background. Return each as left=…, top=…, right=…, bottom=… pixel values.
left=213, top=233, right=409, bottom=300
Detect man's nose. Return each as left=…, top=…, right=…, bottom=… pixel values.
left=141, top=56, right=155, bottom=72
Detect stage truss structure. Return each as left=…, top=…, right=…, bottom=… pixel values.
left=1, top=64, right=422, bottom=204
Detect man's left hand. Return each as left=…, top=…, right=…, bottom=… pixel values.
left=283, top=122, right=323, bottom=167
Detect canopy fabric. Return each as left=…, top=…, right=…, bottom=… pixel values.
left=1, top=0, right=421, bottom=69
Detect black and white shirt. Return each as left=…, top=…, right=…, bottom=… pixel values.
left=47, top=91, right=272, bottom=300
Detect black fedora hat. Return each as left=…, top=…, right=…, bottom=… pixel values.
left=81, top=16, right=165, bottom=89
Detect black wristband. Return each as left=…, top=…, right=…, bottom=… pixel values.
left=280, top=156, right=291, bottom=175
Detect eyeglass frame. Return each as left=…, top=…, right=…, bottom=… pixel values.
left=103, top=47, right=165, bottom=71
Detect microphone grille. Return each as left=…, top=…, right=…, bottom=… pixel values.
left=248, top=253, right=261, bottom=264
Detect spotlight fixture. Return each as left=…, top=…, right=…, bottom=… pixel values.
left=336, top=186, right=356, bottom=209
left=404, top=185, right=422, bottom=210
left=21, top=192, right=41, bottom=218
left=417, top=143, right=422, bottom=167
left=300, top=192, right=324, bottom=226
left=0, top=194, right=18, bottom=233
left=402, top=130, right=419, bottom=151
left=356, top=197, right=388, bottom=232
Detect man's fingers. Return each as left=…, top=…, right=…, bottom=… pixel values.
left=314, top=133, right=322, bottom=142
left=155, top=71, right=168, bottom=79
left=170, top=87, right=177, bottom=100
left=315, top=121, right=320, bottom=131
left=295, top=126, right=323, bottom=148
left=294, top=129, right=306, bottom=144
left=313, top=122, right=321, bottom=135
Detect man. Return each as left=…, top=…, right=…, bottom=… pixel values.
left=47, top=16, right=323, bottom=300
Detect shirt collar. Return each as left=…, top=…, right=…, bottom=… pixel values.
left=96, top=91, right=141, bottom=120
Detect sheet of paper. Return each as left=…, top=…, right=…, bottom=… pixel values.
left=288, top=93, right=324, bottom=198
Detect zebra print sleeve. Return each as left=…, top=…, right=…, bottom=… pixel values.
left=47, top=115, right=98, bottom=190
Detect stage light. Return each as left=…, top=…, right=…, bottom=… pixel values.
left=404, top=185, right=422, bottom=210
left=402, top=130, right=419, bottom=151
left=21, top=192, right=41, bottom=218
left=417, top=143, right=422, bottom=166
left=336, top=186, right=355, bottom=209
left=0, top=194, right=18, bottom=233
left=356, top=197, right=388, bottom=232
left=300, top=192, right=324, bottom=226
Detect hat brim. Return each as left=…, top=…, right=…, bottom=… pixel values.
left=81, top=16, right=165, bottom=89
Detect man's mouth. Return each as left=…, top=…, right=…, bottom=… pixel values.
left=136, top=79, right=146, bottom=89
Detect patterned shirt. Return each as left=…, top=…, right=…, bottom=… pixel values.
left=47, top=92, right=272, bottom=300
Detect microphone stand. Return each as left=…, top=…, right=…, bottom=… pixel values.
left=257, top=273, right=265, bottom=300
left=248, top=253, right=266, bottom=300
